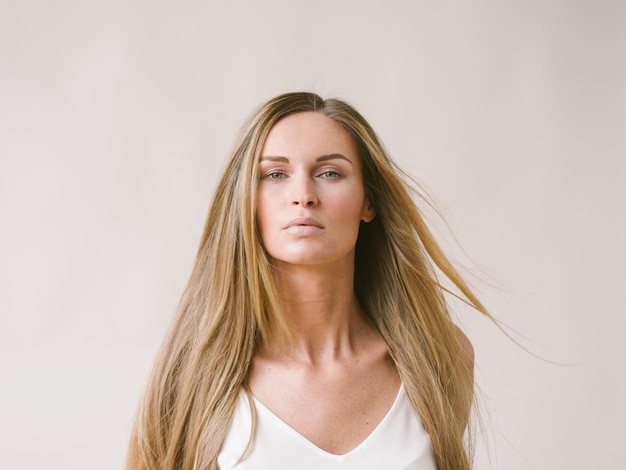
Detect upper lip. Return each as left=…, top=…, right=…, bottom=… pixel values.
left=284, top=217, right=324, bottom=229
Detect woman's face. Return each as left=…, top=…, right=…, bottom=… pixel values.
left=256, top=112, right=375, bottom=268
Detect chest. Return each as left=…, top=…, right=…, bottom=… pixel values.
left=247, top=357, right=401, bottom=455
left=217, top=384, right=437, bottom=470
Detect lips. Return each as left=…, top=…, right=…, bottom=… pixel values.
left=284, top=217, right=324, bottom=236
left=284, top=217, right=323, bottom=229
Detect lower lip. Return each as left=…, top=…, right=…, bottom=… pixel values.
left=284, top=225, right=324, bottom=236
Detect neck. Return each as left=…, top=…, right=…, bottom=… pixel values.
left=266, top=259, right=369, bottom=364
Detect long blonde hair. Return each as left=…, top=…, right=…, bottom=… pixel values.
left=126, top=92, right=491, bottom=470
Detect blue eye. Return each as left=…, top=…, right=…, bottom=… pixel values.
left=320, top=171, right=340, bottom=179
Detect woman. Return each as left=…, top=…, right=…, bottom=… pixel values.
left=127, top=92, right=491, bottom=469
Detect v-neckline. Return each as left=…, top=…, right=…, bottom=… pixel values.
left=250, top=384, right=405, bottom=460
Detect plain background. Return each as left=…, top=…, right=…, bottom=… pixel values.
left=1, top=1, right=624, bottom=468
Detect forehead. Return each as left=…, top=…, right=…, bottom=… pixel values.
left=261, top=112, right=358, bottom=158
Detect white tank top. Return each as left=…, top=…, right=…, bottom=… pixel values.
left=217, top=384, right=437, bottom=469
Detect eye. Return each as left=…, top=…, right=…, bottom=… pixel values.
left=319, top=170, right=341, bottom=179
left=265, top=171, right=286, bottom=180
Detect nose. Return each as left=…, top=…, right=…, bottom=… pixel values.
left=290, top=176, right=318, bottom=207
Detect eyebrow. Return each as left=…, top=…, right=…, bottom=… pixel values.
left=259, top=153, right=352, bottom=164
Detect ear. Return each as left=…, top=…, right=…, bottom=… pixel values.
left=360, top=196, right=376, bottom=222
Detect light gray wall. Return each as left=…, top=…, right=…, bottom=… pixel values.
left=1, top=1, right=624, bottom=468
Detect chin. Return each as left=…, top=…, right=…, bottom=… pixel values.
left=268, top=249, right=355, bottom=269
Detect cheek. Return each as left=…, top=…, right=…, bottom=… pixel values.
left=255, top=188, right=282, bottom=249
left=256, top=186, right=274, bottom=224
left=330, top=188, right=367, bottom=225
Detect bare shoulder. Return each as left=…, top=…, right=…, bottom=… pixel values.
left=452, top=324, right=474, bottom=369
